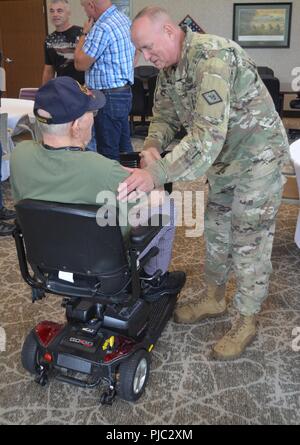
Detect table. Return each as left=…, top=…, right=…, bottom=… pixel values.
left=280, top=83, right=300, bottom=117
left=0, top=98, right=34, bottom=132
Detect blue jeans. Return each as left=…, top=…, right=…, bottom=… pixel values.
left=94, top=88, right=133, bottom=161
left=0, top=142, right=3, bottom=208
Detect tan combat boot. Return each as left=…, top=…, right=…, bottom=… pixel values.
left=173, top=283, right=227, bottom=324
left=212, top=314, right=256, bottom=360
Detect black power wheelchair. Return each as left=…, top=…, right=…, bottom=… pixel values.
left=13, top=155, right=183, bottom=404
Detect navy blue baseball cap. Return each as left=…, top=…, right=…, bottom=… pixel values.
left=34, top=76, right=106, bottom=124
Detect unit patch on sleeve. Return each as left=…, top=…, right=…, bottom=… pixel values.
left=202, top=90, right=223, bottom=105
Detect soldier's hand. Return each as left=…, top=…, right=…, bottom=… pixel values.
left=140, top=147, right=161, bottom=168
left=118, top=168, right=155, bottom=201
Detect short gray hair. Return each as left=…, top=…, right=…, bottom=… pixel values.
left=36, top=109, right=72, bottom=136
left=49, top=0, right=70, bottom=8
left=50, top=0, right=70, bottom=3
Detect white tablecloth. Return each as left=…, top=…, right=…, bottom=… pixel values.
left=289, top=139, right=300, bottom=247
left=0, top=98, right=34, bottom=131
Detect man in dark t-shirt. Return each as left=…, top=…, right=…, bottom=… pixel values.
left=42, top=0, right=84, bottom=85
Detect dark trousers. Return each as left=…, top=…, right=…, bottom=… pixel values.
left=94, top=88, right=133, bottom=161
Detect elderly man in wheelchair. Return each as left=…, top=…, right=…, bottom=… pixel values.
left=11, top=77, right=186, bottom=404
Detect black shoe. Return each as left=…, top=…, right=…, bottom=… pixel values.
left=142, top=271, right=186, bottom=302
left=0, top=206, right=16, bottom=221
left=0, top=221, right=15, bottom=236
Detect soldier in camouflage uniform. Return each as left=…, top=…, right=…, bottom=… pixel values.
left=118, top=6, right=290, bottom=359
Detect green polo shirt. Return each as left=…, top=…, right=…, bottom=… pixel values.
left=10, top=140, right=133, bottom=237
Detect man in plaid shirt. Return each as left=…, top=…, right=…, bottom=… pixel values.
left=75, top=0, right=135, bottom=161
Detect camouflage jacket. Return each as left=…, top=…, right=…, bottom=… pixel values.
left=145, top=27, right=289, bottom=186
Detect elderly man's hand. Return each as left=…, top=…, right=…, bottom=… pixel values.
left=118, top=168, right=155, bottom=201
left=140, top=147, right=161, bottom=168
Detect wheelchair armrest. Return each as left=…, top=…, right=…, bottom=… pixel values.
left=129, top=222, right=163, bottom=250
left=120, top=151, right=173, bottom=195
left=120, top=152, right=140, bottom=168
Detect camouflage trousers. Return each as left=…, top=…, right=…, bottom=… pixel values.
left=204, top=163, right=285, bottom=316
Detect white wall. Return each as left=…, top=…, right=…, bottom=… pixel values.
left=47, top=0, right=300, bottom=84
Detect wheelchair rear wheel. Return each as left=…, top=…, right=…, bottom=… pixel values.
left=118, top=349, right=150, bottom=401
left=21, top=331, right=42, bottom=375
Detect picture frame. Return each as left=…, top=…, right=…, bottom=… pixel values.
left=233, top=3, right=292, bottom=48
left=113, top=0, right=132, bottom=19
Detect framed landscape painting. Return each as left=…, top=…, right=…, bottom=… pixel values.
left=233, top=3, right=292, bottom=48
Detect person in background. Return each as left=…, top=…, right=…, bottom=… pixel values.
left=0, top=49, right=15, bottom=236
left=74, top=0, right=135, bottom=161
left=42, top=0, right=85, bottom=85
left=118, top=6, right=290, bottom=360
left=0, top=142, right=15, bottom=237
